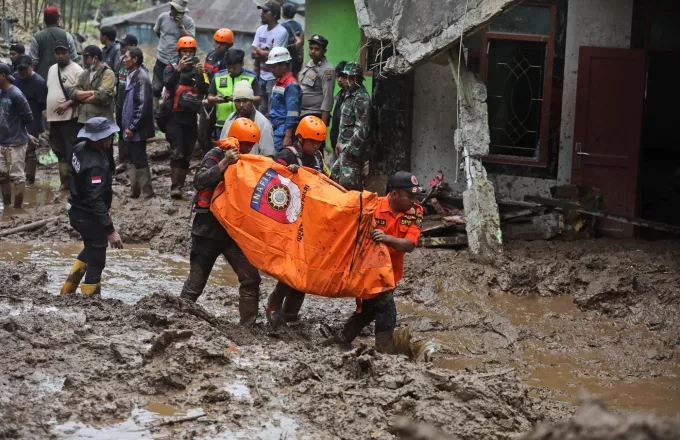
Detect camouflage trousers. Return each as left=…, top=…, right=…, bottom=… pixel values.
left=331, top=151, right=363, bottom=191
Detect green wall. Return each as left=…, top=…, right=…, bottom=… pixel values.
left=304, top=0, right=372, bottom=93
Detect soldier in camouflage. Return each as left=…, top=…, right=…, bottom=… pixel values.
left=331, top=62, right=371, bottom=191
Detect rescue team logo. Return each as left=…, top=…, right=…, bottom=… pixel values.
left=251, top=168, right=302, bottom=224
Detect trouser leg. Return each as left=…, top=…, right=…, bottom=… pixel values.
left=152, top=60, right=166, bottom=98
left=266, top=281, right=290, bottom=328
left=223, top=238, right=261, bottom=326
left=180, top=235, right=222, bottom=302
left=373, top=291, right=397, bottom=354
left=82, top=242, right=106, bottom=284
left=282, top=289, right=305, bottom=322
left=24, top=141, right=37, bottom=184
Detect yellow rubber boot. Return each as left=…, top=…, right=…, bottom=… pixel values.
left=80, top=283, right=101, bottom=296
left=60, top=260, right=88, bottom=294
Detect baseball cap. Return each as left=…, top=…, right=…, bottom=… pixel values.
left=308, top=34, right=329, bottom=49
left=53, top=40, right=70, bottom=51
left=9, top=43, right=25, bottom=54
left=16, top=55, right=33, bottom=70
left=0, top=63, right=14, bottom=82
left=44, top=6, right=59, bottom=16
left=81, top=45, right=103, bottom=60
left=258, top=0, right=281, bottom=15
left=388, top=171, right=426, bottom=195
left=119, top=34, right=138, bottom=47
left=77, top=117, right=120, bottom=142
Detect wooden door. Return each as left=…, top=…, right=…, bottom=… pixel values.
left=572, top=47, right=647, bottom=237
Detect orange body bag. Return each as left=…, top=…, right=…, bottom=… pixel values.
left=210, top=155, right=395, bottom=299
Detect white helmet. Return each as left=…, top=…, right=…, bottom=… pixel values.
left=266, top=47, right=292, bottom=65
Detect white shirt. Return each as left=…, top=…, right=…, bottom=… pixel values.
left=252, top=24, right=288, bottom=82
left=220, top=109, right=275, bottom=159
left=46, top=61, right=84, bottom=122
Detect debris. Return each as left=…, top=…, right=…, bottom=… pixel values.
left=419, top=235, right=468, bottom=248
left=0, top=216, right=63, bottom=238
left=155, top=412, right=207, bottom=427
left=502, top=213, right=561, bottom=241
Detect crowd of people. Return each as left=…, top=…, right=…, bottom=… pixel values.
left=0, top=0, right=424, bottom=353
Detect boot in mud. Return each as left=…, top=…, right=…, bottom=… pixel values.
left=179, top=288, right=200, bottom=302
left=266, top=282, right=288, bottom=329
left=322, top=307, right=373, bottom=347
left=2, top=182, right=11, bottom=206
left=375, top=331, right=395, bottom=354
left=13, top=183, right=25, bottom=209
left=80, top=283, right=101, bottom=296
left=25, top=156, right=37, bottom=185
left=137, top=167, right=155, bottom=199
left=60, top=259, right=88, bottom=294
left=239, top=295, right=259, bottom=326
left=282, top=289, right=305, bottom=323
left=127, top=165, right=140, bottom=198
left=170, top=168, right=185, bottom=199
left=58, top=162, right=70, bottom=190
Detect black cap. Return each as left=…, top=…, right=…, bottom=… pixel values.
left=16, top=55, right=33, bottom=70
left=0, top=63, right=14, bottom=82
left=257, top=0, right=281, bottom=15
left=388, top=171, right=426, bottom=195
left=10, top=43, right=25, bottom=54
left=82, top=45, right=103, bottom=60
left=119, top=33, right=138, bottom=47
left=308, top=34, right=328, bottom=49
left=54, top=40, right=70, bottom=51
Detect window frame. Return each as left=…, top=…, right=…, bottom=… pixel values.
left=479, top=2, right=557, bottom=167
left=360, top=31, right=375, bottom=78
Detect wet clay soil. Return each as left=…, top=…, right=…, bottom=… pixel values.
left=1, top=143, right=680, bottom=438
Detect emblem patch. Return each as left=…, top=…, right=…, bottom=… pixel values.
left=71, top=154, right=81, bottom=173
left=375, top=218, right=386, bottom=226
left=411, top=175, right=419, bottom=185
left=251, top=168, right=301, bottom=224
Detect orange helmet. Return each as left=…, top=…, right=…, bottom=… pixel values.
left=228, top=118, right=261, bottom=144
left=177, top=36, right=197, bottom=51
left=295, top=115, right=327, bottom=141
left=214, top=28, right=234, bottom=44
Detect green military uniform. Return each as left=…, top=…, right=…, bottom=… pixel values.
left=331, top=62, right=371, bottom=191
left=211, top=70, right=256, bottom=129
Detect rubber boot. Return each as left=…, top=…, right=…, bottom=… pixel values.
left=375, top=331, right=395, bottom=355
left=60, top=259, right=88, bottom=294
left=266, top=283, right=288, bottom=329
left=282, top=290, right=305, bottom=323
left=127, top=164, right=140, bottom=198
left=13, top=183, right=25, bottom=209
left=239, top=295, right=259, bottom=326
left=1, top=182, right=11, bottom=207
left=170, top=168, right=183, bottom=199
left=80, top=283, right=101, bottom=296
left=58, top=162, right=70, bottom=190
left=25, top=156, right=37, bottom=185
left=137, top=167, right=155, bottom=199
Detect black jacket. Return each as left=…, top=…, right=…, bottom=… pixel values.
left=192, top=147, right=230, bottom=242
left=68, top=141, right=114, bottom=235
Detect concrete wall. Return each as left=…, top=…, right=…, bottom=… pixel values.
left=410, top=62, right=459, bottom=185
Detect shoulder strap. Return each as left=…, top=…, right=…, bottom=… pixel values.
left=56, top=66, right=70, bottom=101
left=286, top=146, right=303, bottom=166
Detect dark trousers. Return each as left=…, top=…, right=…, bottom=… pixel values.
left=69, top=211, right=108, bottom=284
left=272, top=281, right=306, bottom=321
left=166, top=117, right=198, bottom=170
left=49, top=119, right=81, bottom=163
left=340, top=291, right=397, bottom=348
left=116, top=110, right=129, bottom=164
left=152, top=59, right=166, bottom=98
left=127, top=140, right=149, bottom=169
left=180, top=235, right=261, bottom=303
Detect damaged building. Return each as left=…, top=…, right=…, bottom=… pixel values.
left=339, top=0, right=680, bottom=239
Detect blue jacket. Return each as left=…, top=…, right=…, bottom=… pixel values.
left=122, top=68, right=155, bottom=141
left=269, top=72, right=301, bottom=129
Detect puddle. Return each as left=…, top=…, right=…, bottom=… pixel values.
left=203, top=412, right=300, bottom=440
left=0, top=242, right=239, bottom=303
left=51, top=407, right=164, bottom=439
left=225, top=375, right=252, bottom=400
left=0, top=178, right=61, bottom=220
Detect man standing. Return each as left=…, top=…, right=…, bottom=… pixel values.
left=207, top=49, right=260, bottom=141
left=60, top=118, right=123, bottom=297
left=330, top=61, right=348, bottom=157
left=12, top=55, right=47, bottom=185
left=45, top=41, right=83, bottom=189
left=281, top=3, right=304, bottom=78
left=251, top=0, right=288, bottom=116
left=100, top=26, right=121, bottom=74
left=324, top=171, right=424, bottom=353
left=267, top=47, right=301, bottom=152
left=299, top=35, right=334, bottom=125
left=121, top=47, right=155, bottom=199
left=0, top=63, right=34, bottom=209
left=181, top=118, right=262, bottom=326
left=331, top=62, right=371, bottom=191
left=30, top=7, right=78, bottom=80
left=9, top=44, right=25, bottom=73
left=219, top=81, right=274, bottom=158
left=152, top=0, right=196, bottom=102
left=115, top=34, right=143, bottom=169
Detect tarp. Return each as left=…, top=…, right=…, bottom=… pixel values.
left=210, top=155, right=395, bottom=299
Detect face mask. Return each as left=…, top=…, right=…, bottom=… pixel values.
left=89, top=64, right=96, bottom=72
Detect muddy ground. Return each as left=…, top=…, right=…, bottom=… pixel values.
left=1, top=142, right=680, bottom=438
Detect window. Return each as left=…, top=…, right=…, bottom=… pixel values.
left=480, top=3, right=556, bottom=166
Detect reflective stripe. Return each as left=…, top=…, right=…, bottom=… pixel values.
left=272, top=86, right=286, bottom=95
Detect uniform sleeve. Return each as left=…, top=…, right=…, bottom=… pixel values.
left=30, top=37, right=39, bottom=66
left=92, top=69, right=116, bottom=103
left=320, top=68, right=336, bottom=112
left=275, top=148, right=296, bottom=166
left=404, top=207, right=424, bottom=245
left=344, top=95, right=371, bottom=158
left=194, top=148, right=224, bottom=190
left=83, top=166, right=115, bottom=234
left=185, top=17, right=196, bottom=37
left=284, top=83, right=301, bottom=129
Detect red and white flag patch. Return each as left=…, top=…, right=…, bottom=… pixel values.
left=91, top=176, right=102, bottom=184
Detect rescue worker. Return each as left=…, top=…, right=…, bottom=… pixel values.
left=267, top=47, right=301, bottom=152
left=60, top=117, right=123, bottom=297
left=198, top=28, right=234, bottom=155
left=180, top=118, right=262, bottom=325
left=206, top=49, right=259, bottom=141
left=323, top=171, right=424, bottom=353
left=219, top=81, right=275, bottom=158
left=329, top=60, right=348, bottom=165
left=331, top=62, right=371, bottom=191
left=266, top=115, right=330, bottom=327
left=299, top=35, right=334, bottom=125
left=163, top=36, right=209, bottom=199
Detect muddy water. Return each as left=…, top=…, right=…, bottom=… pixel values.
left=0, top=242, right=238, bottom=302
left=0, top=179, right=60, bottom=220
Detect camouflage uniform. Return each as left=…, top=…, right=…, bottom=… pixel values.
left=331, top=63, right=371, bottom=191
